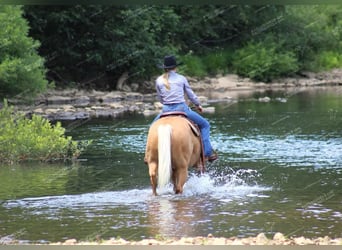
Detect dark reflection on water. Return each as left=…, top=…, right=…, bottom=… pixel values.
left=0, top=87, right=342, bottom=243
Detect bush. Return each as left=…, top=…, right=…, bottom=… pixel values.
left=232, top=41, right=299, bottom=82
left=0, top=6, right=47, bottom=99
left=179, top=54, right=207, bottom=78
left=0, top=100, right=90, bottom=164
left=202, top=48, right=234, bottom=75
left=307, top=50, right=342, bottom=71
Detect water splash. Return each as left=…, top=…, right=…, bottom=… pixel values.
left=185, top=168, right=270, bottom=200
left=4, top=166, right=269, bottom=210
left=150, top=166, right=270, bottom=201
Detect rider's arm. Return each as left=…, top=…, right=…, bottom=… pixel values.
left=183, top=76, right=200, bottom=107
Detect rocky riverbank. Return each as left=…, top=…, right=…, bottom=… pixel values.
left=11, top=69, right=342, bottom=121
left=42, top=233, right=342, bottom=245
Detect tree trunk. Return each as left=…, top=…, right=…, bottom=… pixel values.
left=116, top=71, right=129, bottom=90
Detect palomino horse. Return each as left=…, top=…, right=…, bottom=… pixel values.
left=144, top=113, right=205, bottom=195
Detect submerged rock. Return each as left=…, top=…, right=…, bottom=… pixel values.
left=258, top=96, right=271, bottom=102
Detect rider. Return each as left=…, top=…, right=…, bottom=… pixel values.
left=154, top=55, right=218, bottom=162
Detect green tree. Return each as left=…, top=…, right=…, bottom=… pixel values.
left=232, top=38, right=299, bottom=82
left=23, top=5, right=342, bottom=88
left=278, top=6, right=342, bottom=71
left=0, top=5, right=47, bottom=99
left=24, top=5, right=179, bottom=90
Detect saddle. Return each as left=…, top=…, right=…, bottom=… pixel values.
left=159, top=111, right=206, bottom=172
left=160, top=112, right=200, bottom=136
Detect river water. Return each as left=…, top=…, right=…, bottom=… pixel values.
left=0, top=87, right=341, bottom=243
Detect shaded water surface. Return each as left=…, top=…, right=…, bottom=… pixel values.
left=0, top=87, right=341, bottom=243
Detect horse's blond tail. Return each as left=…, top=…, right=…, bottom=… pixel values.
left=157, top=124, right=172, bottom=189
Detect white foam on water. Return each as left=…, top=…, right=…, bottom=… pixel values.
left=183, top=172, right=270, bottom=200
left=137, top=168, right=270, bottom=203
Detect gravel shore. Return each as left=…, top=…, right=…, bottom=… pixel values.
left=9, top=69, right=342, bottom=121
left=50, top=233, right=342, bottom=245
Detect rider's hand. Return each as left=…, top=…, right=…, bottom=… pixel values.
left=197, top=105, right=203, bottom=113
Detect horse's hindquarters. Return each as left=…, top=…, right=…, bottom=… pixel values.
left=145, top=116, right=201, bottom=195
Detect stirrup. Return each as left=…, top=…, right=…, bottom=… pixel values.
left=206, top=151, right=218, bottom=162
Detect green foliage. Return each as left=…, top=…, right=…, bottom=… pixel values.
left=307, top=50, right=342, bottom=71
left=0, top=6, right=47, bottom=99
left=202, top=48, right=235, bottom=75
left=282, top=6, right=342, bottom=71
left=180, top=54, right=207, bottom=78
left=0, top=100, right=90, bottom=164
left=179, top=48, right=234, bottom=77
left=22, top=5, right=342, bottom=87
left=232, top=40, right=299, bottom=82
left=24, top=6, right=180, bottom=89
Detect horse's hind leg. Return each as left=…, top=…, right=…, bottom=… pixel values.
left=148, top=161, right=158, bottom=196
left=174, top=167, right=188, bottom=194
left=171, top=168, right=177, bottom=193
